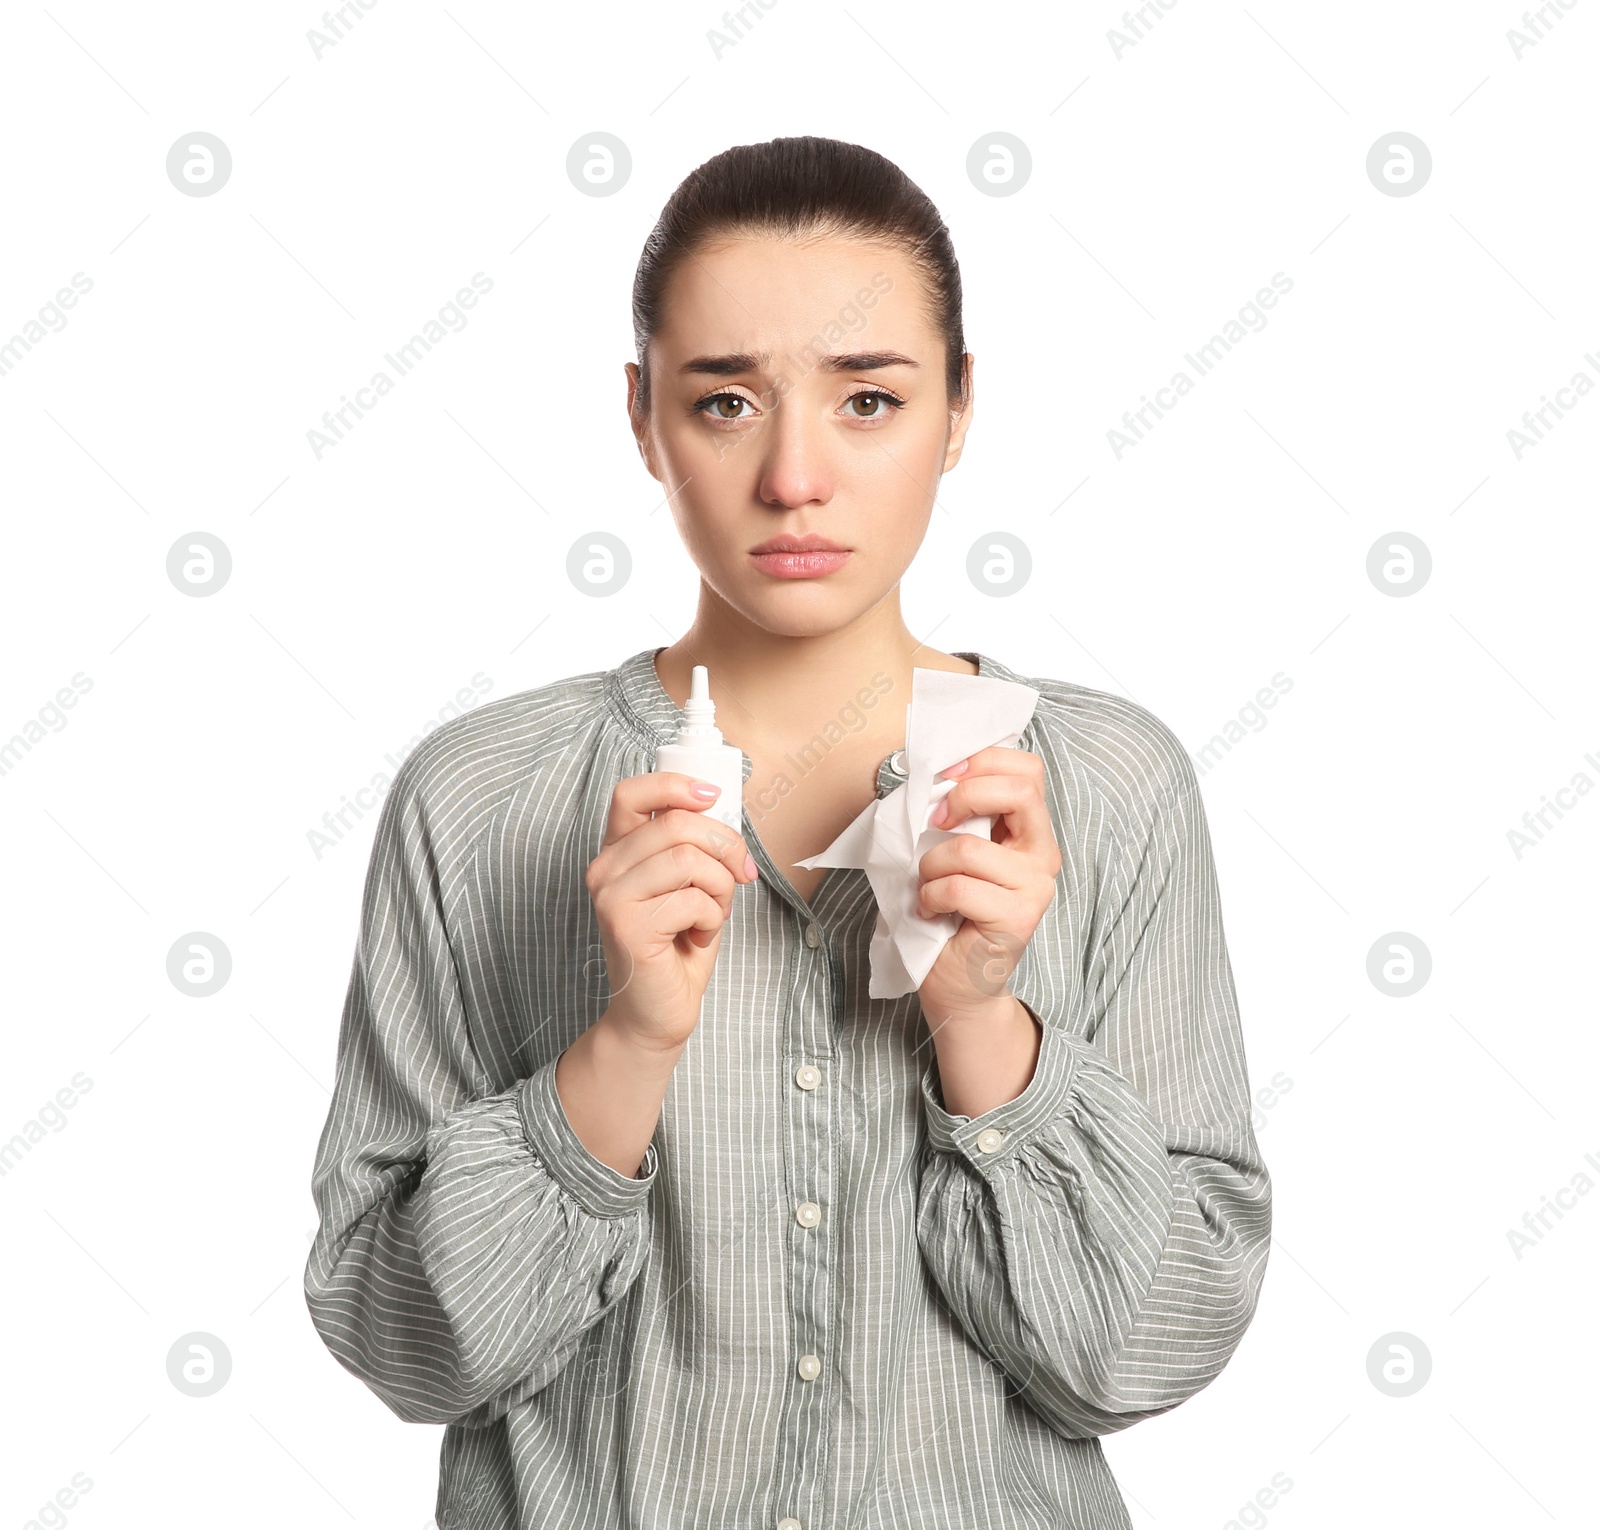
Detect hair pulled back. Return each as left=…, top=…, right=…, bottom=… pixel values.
left=630, top=135, right=966, bottom=415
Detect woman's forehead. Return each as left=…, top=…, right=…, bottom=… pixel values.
left=653, top=237, right=931, bottom=363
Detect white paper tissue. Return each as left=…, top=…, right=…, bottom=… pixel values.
left=795, top=665, right=1042, bottom=998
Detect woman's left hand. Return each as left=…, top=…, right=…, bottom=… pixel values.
left=914, top=745, right=1062, bottom=1027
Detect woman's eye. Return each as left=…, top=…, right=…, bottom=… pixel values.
left=842, top=390, right=904, bottom=421
left=693, top=392, right=757, bottom=421
left=692, top=388, right=904, bottom=424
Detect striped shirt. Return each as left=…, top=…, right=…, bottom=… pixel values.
left=303, top=644, right=1272, bottom=1529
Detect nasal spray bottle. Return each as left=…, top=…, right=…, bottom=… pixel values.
left=653, top=665, right=745, bottom=837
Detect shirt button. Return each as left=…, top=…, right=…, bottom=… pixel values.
left=890, top=749, right=908, bottom=774
left=803, top=921, right=821, bottom=948
left=795, top=1200, right=821, bottom=1228
left=797, top=1353, right=822, bottom=1381
left=778, top=1520, right=803, bottom=1530
left=975, top=1126, right=1007, bottom=1154
left=794, top=1064, right=821, bottom=1091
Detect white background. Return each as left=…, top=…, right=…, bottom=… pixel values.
left=2, top=1, right=1596, bottom=1526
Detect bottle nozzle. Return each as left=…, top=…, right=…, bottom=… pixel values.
left=679, top=664, right=722, bottom=742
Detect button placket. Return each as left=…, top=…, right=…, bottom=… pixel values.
left=774, top=893, right=836, bottom=1515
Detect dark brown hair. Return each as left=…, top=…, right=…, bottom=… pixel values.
left=630, top=135, right=967, bottom=416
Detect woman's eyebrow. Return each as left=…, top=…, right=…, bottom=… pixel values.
left=677, top=350, right=921, bottom=376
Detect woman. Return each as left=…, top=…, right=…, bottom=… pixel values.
left=305, top=135, right=1271, bottom=1529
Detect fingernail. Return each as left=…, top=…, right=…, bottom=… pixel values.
left=941, top=758, right=969, bottom=778
left=929, top=799, right=949, bottom=826
left=744, top=853, right=758, bottom=879
left=691, top=781, right=721, bottom=799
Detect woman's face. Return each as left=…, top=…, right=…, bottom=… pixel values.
left=625, top=233, right=973, bottom=638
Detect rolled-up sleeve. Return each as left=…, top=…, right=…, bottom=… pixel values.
left=303, top=760, right=658, bottom=1429
left=915, top=750, right=1271, bottom=1440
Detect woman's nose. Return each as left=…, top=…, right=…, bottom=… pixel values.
left=754, top=400, right=834, bottom=508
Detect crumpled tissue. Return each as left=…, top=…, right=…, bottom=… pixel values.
left=795, top=666, right=1041, bottom=998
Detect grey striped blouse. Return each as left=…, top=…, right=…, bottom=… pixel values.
left=303, top=645, right=1272, bottom=1529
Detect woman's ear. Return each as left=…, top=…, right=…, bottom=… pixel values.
left=942, top=352, right=976, bottom=474
left=624, top=362, right=661, bottom=481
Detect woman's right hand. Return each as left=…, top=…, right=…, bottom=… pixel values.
left=586, top=771, right=758, bottom=1055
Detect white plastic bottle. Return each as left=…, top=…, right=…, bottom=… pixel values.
left=653, top=664, right=745, bottom=835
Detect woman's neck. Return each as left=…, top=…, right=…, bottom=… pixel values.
left=653, top=595, right=977, bottom=756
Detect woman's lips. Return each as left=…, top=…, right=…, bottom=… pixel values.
left=749, top=549, right=852, bottom=578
